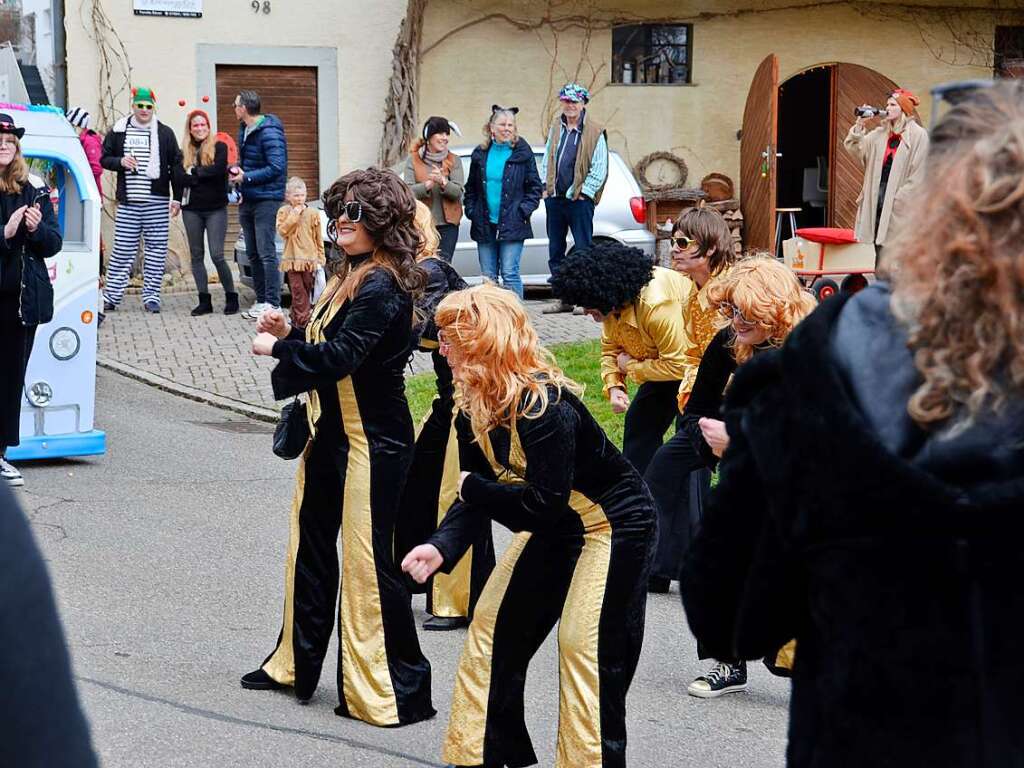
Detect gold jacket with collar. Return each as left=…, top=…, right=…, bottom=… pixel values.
left=677, top=267, right=731, bottom=411
left=600, top=266, right=693, bottom=397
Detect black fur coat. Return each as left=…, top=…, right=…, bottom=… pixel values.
left=683, top=286, right=1024, bottom=768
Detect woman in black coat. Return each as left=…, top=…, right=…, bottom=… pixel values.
left=177, top=109, right=237, bottom=315
left=683, top=80, right=1024, bottom=767
left=462, top=106, right=542, bottom=298
left=0, top=114, right=62, bottom=489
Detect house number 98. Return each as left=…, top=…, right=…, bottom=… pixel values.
left=251, top=0, right=271, bottom=13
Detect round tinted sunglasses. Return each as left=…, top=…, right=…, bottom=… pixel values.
left=719, top=302, right=756, bottom=326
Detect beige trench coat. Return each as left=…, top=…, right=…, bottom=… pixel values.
left=843, top=118, right=929, bottom=246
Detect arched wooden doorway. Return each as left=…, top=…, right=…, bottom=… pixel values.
left=740, top=57, right=910, bottom=251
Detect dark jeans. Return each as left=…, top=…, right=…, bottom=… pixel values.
left=1, top=296, right=36, bottom=454
left=239, top=198, right=281, bottom=306
left=436, top=223, right=458, bottom=263
left=643, top=429, right=712, bottom=582
left=183, top=207, right=234, bottom=295
left=622, top=380, right=683, bottom=477
left=545, top=195, right=595, bottom=278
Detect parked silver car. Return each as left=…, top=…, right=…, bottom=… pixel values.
left=236, top=149, right=654, bottom=290
left=449, top=146, right=655, bottom=286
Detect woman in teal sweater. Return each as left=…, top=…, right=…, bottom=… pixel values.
left=463, top=106, right=543, bottom=298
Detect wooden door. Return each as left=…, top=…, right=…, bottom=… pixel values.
left=214, top=65, right=320, bottom=254
left=829, top=64, right=908, bottom=229
left=740, top=54, right=779, bottom=252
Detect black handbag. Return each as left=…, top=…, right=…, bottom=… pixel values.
left=273, top=397, right=309, bottom=459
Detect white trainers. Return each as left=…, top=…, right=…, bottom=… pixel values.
left=242, top=302, right=267, bottom=320
left=1, top=456, right=24, bottom=487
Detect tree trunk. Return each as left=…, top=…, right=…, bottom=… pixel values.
left=379, top=0, right=427, bottom=168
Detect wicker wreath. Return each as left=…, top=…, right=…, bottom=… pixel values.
left=634, top=151, right=688, bottom=193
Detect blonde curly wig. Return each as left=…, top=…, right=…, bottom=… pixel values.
left=707, top=254, right=817, bottom=364
left=889, top=80, right=1024, bottom=429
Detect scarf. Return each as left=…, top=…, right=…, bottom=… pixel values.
left=421, top=146, right=449, bottom=165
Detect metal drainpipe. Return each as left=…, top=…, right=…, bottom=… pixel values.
left=51, top=0, right=66, bottom=108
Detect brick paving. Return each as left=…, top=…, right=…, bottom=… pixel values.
left=98, top=284, right=601, bottom=411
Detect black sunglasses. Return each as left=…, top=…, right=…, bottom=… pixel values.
left=326, top=202, right=364, bottom=242
left=671, top=235, right=698, bottom=250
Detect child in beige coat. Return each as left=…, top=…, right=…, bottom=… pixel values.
left=276, top=177, right=325, bottom=328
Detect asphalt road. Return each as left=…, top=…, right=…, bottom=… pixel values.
left=17, top=369, right=790, bottom=767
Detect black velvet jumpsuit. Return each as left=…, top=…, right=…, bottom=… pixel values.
left=429, top=386, right=656, bottom=768
left=395, top=256, right=494, bottom=620
left=258, top=257, right=434, bottom=726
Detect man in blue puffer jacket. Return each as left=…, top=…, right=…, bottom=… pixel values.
left=230, top=90, right=288, bottom=318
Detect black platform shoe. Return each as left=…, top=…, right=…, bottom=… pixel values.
left=423, top=615, right=470, bottom=631
left=240, top=669, right=286, bottom=690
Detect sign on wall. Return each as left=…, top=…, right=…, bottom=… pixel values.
left=133, top=0, right=202, bottom=17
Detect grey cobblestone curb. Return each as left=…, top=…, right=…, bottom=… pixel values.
left=97, top=355, right=280, bottom=423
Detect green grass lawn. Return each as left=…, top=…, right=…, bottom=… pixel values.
left=407, top=339, right=626, bottom=446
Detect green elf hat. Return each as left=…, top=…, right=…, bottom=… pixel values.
left=131, top=87, right=157, bottom=107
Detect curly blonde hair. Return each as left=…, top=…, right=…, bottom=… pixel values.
left=889, top=80, right=1024, bottom=429
left=435, top=283, right=582, bottom=437
left=413, top=199, right=440, bottom=262
left=707, top=254, right=817, bottom=364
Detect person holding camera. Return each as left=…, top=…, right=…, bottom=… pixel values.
left=844, top=88, right=929, bottom=252
left=0, top=114, right=62, bottom=488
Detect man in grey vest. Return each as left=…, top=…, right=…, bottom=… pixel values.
left=539, top=82, right=609, bottom=314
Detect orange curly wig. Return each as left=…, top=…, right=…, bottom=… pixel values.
left=435, top=284, right=582, bottom=437
left=707, top=254, right=817, bottom=364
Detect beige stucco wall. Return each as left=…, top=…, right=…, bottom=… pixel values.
left=65, top=0, right=406, bottom=173
left=420, top=1, right=998, bottom=190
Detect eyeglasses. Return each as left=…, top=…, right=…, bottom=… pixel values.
left=134, top=104, right=154, bottom=111
left=719, top=302, right=756, bottom=326
left=438, top=329, right=452, bottom=355
left=671, top=235, right=698, bottom=250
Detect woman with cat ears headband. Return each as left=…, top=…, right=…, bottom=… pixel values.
left=403, top=115, right=465, bottom=262
left=461, top=104, right=543, bottom=298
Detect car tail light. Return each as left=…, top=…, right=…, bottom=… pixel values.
left=629, top=196, right=646, bottom=224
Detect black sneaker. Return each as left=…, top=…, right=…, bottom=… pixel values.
left=143, top=300, right=161, bottom=314
left=687, top=660, right=747, bottom=699
left=103, top=299, right=117, bottom=312
left=423, top=615, right=469, bottom=631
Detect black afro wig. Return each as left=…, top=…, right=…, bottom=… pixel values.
left=550, top=242, right=655, bottom=314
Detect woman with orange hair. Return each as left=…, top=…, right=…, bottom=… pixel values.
left=401, top=283, right=656, bottom=768
left=644, top=255, right=816, bottom=698
left=684, top=80, right=1024, bottom=766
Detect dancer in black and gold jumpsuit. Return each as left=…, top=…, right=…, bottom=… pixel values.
left=403, top=284, right=656, bottom=767
left=395, top=202, right=495, bottom=631
left=246, top=169, right=434, bottom=726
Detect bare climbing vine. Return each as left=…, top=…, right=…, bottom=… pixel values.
left=380, top=0, right=428, bottom=168
left=79, top=0, right=132, bottom=132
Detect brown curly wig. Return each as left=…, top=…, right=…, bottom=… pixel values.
left=321, top=167, right=427, bottom=303
left=889, top=79, right=1024, bottom=429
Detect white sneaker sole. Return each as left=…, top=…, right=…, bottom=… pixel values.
left=687, top=681, right=747, bottom=699
left=4, top=476, right=24, bottom=488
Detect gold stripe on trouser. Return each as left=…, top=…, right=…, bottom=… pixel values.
left=443, top=531, right=533, bottom=766
left=555, top=492, right=612, bottom=768
left=261, top=451, right=308, bottom=685
left=432, top=414, right=472, bottom=617
left=337, top=376, right=400, bottom=725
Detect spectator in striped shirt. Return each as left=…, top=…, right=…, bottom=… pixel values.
left=100, top=87, right=182, bottom=314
